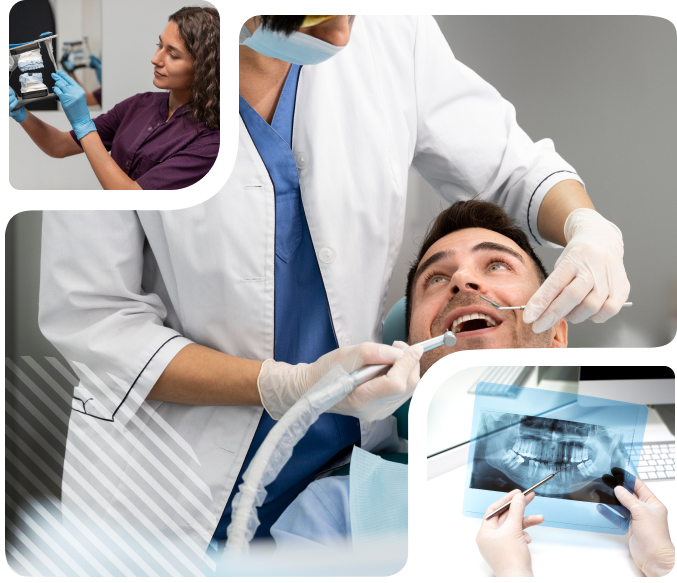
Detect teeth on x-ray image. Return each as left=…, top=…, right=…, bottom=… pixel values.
left=471, top=412, right=631, bottom=501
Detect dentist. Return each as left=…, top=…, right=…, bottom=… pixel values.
left=238, top=15, right=630, bottom=333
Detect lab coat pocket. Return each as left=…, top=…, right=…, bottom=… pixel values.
left=274, top=193, right=303, bottom=263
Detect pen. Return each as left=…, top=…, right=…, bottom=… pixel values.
left=485, top=464, right=571, bottom=520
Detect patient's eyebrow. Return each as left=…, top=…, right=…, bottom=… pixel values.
left=159, top=35, right=183, bottom=55
left=413, top=242, right=524, bottom=290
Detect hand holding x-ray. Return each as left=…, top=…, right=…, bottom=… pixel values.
left=476, top=490, right=543, bottom=577
left=598, top=477, right=675, bottom=577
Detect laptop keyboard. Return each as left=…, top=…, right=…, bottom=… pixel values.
left=637, top=441, right=675, bottom=481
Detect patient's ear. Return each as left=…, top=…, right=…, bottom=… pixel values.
left=550, top=320, right=568, bottom=348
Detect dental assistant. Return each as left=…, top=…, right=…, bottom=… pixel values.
left=238, top=15, right=630, bottom=333
left=8, top=6, right=219, bottom=190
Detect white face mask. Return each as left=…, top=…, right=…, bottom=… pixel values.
left=239, top=18, right=352, bottom=65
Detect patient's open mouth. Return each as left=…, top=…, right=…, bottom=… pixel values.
left=451, top=313, right=498, bottom=334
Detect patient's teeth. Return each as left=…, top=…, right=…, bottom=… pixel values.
left=582, top=446, right=589, bottom=461
left=528, top=459, right=536, bottom=478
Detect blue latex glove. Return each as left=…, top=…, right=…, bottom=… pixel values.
left=89, top=55, right=102, bottom=84
left=62, top=51, right=76, bottom=73
left=9, top=86, right=26, bottom=123
left=51, top=70, right=96, bottom=139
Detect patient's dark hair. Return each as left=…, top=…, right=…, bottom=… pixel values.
left=259, top=16, right=307, bottom=35
left=404, top=199, right=548, bottom=337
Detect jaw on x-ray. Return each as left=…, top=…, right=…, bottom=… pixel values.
left=475, top=413, right=626, bottom=499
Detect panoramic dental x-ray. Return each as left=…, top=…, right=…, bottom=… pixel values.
left=463, top=384, right=647, bottom=534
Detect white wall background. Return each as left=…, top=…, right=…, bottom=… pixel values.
left=9, top=0, right=214, bottom=190
left=384, top=15, right=677, bottom=349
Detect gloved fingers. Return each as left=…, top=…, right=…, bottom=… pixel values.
left=358, top=342, right=406, bottom=367
left=589, top=267, right=630, bottom=324
left=51, top=85, right=64, bottom=99
left=523, top=531, right=532, bottom=544
left=596, top=503, right=627, bottom=529
left=506, top=492, right=527, bottom=530
left=9, top=86, right=17, bottom=99
left=384, top=344, right=422, bottom=385
left=629, top=476, right=663, bottom=507
left=614, top=484, right=642, bottom=513
left=484, top=489, right=521, bottom=522
left=522, top=513, right=544, bottom=530
left=392, top=340, right=409, bottom=350
left=531, top=273, right=594, bottom=333
left=523, top=258, right=577, bottom=324
left=52, top=71, right=75, bottom=91
left=564, top=282, right=609, bottom=324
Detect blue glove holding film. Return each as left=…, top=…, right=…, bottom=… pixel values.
left=9, top=86, right=27, bottom=123
left=51, top=70, right=96, bottom=139
left=89, top=55, right=102, bottom=84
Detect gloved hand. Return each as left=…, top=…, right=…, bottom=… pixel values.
left=61, top=51, right=76, bottom=73
left=597, top=477, right=674, bottom=577
left=257, top=341, right=422, bottom=421
left=523, top=208, right=630, bottom=333
left=476, top=490, right=544, bottom=577
left=89, top=55, right=102, bottom=84
left=9, top=86, right=26, bottom=123
left=50, top=70, right=96, bottom=139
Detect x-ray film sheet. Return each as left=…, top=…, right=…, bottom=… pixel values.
left=462, top=383, right=647, bottom=534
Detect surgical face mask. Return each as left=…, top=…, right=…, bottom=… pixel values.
left=17, top=48, right=43, bottom=72
left=239, top=18, right=351, bottom=65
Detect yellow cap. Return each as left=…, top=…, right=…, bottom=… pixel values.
left=300, top=15, right=336, bottom=28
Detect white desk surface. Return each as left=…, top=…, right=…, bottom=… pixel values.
left=426, top=408, right=675, bottom=578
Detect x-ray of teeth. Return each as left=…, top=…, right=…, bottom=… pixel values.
left=471, top=412, right=630, bottom=502
left=462, top=382, right=648, bottom=534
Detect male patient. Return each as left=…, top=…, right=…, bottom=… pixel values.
left=267, top=199, right=567, bottom=549
left=407, top=198, right=567, bottom=375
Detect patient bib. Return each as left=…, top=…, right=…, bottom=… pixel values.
left=349, top=446, right=408, bottom=545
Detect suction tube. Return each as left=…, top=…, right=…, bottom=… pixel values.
left=224, top=331, right=456, bottom=553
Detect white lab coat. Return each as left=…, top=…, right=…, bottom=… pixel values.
left=39, top=16, right=581, bottom=570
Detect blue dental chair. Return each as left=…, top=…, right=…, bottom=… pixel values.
left=325, top=297, right=410, bottom=476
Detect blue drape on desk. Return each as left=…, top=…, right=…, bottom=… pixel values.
left=213, top=64, right=361, bottom=540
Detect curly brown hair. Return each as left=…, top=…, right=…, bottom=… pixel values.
left=169, top=6, right=219, bottom=130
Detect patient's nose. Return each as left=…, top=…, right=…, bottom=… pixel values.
left=452, top=282, right=479, bottom=293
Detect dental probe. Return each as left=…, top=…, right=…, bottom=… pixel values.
left=348, top=330, right=457, bottom=386
left=485, top=464, right=571, bottom=520
left=480, top=295, right=633, bottom=311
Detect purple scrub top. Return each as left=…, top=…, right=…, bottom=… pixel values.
left=70, top=92, right=219, bottom=190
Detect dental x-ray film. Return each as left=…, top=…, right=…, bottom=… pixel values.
left=462, top=383, right=648, bottom=534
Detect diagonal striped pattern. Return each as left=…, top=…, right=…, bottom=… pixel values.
left=6, top=355, right=219, bottom=576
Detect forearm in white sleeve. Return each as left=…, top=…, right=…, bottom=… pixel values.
left=411, top=15, right=584, bottom=247
left=38, top=211, right=193, bottom=422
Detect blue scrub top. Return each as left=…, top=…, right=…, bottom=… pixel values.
left=213, top=64, right=361, bottom=540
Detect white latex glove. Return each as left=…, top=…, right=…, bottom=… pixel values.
left=257, top=341, right=422, bottom=421
left=614, top=478, right=675, bottom=577
left=523, top=208, right=630, bottom=334
left=476, top=490, right=544, bottom=577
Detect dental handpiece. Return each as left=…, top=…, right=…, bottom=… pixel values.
left=480, top=295, right=633, bottom=311
left=485, top=464, right=571, bottom=520
left=348, top=330, right=457, bottom=386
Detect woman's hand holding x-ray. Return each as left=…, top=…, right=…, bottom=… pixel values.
left=257, top=341, right=422, bottom=421
left=598, top=477, right=675, bottom=577
left=523, top=209, right=630, bottom=333
left=476, top=490, right=544, bottom=577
